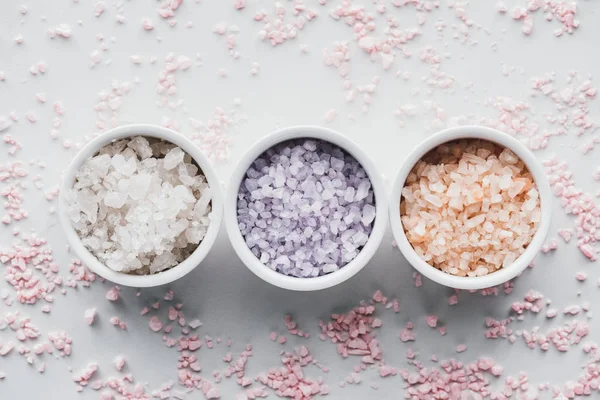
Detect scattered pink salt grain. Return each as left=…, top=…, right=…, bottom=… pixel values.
left=73, top=362, right=98, bottom=387
left=25, top=112, right=37, bottom=123
left=84, top=309, right=97, bottom=325
left=425, top=316, right=438, bottom=328
left=105, top=287, right=120, bottom=301
left=324, top=109, right=337, bottom=123
left=448, top=294, right=459, bottom=305
left=94, top=1, right=106, bottom=17
left=149, top=316, right=163, bottom=332
left=48, top=24, right=72, bottom=39
left=496, top=1, right=508, bottom=13
left=142, top=18, right=154, bottom=30
left=114, top=355, right=126, bottom=371
left=400, top=323, right=415, bottom=342
left=456, top=344, right=467, bottom=353
left=413, top=272, right=423, bottom=288
left=234, top=0, right=246, bottom=10
left=402, top=139, right=540, bottom=277
left=575, top=272, right=588, bottom=282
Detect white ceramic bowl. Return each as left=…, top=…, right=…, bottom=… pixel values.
left=225, top=125, right=387, bottom=291
left=58, top=124, right=224, bottom=287
left=389, top=126, right=552, bottom=290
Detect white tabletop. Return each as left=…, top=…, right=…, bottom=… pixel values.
left=1, top=1, right=599, bottom=399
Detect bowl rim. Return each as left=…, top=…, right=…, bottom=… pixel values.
left=58, top=124, right=224, bottom=288
left=224, top=125, right=387, bottom=291
left=388, top=125, right=552, bottom=290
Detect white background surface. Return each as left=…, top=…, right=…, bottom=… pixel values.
left=1, top=0, right=600, bottom=399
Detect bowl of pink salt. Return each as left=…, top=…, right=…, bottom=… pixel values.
left=389, top=126, right=552, bottom=290
left=59, top=124, right=223, bottom=288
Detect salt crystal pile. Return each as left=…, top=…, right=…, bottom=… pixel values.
left=237, top=139, right=375, bottom=278
left=401, top=140, right=541, bottom=277
left=66, top=136, right=212, bottom=274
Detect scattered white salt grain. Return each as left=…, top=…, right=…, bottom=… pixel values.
left=188, top=319, right=203, bottom=329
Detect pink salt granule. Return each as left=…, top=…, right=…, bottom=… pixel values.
left=425, top=315, right=438, bottom=328
left=84, top=308, right=97, bottom=325
left=105, top=287, right=119, bottom=301
left=401, top=139, right=541, bottom=277
left=114, top=355, right=126, bottom=371
left=149, top=316, right=163, bottom=332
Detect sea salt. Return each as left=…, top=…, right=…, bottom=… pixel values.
left=66, top=136, right=212, bottom=274
left=401, top=139, right=541, bottom=277
left=237, top=139, right=375, bottom=278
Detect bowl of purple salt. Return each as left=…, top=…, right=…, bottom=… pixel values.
left=59, top=124, right=223, bottom=287
left=224, top=126, right=387, bottom=291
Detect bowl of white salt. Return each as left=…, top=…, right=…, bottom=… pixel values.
left=389, top=126, right=552, bottom=290
left=59, top=124, right=223, bottom=287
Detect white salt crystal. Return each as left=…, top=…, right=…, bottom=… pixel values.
left=104, top=192, right=127, bottom=208
left=112, top=154, right=137, bottom=176
left=128, top=173, right=152, bottom=200
left=164, top=147, right=185, bottom=170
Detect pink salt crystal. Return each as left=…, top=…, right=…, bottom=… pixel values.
left=94, top=1, right=106, bottom=17
left=399, top=328, right=415, bottom=342
left=546, top=309, right=558, bottom=318
left=425, top=316, right=438, bottom=328
left=413, top=272, right=423, bottom=287
left=564, top=305, right=581, bottom=315
left=142, top=18, right=154, bottom=30
left=448, top=294, right=459, bottom=305
left=114, top=355, right=126, bottom=371
left=576, top=272, right=588, bottom=282
left=522, top=15, right=534, bottom=35
left=234, top=0, right=246, bottom=10
left=456, top=344, right=467, bottom=353
left=270, top=332, right=277, bottom=341
left=140, top=307, right=149, bottom=315
left=25, top=112, right=37, bottom=123
left=580, top=244, right=596, bottom=261
left=149, top=316, right=163, bottom=332
left=206, top=387, right=220, bottom=399
left=105, top=287, right=119, bottom=301
left=324, top=109, right=337, bottom=123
